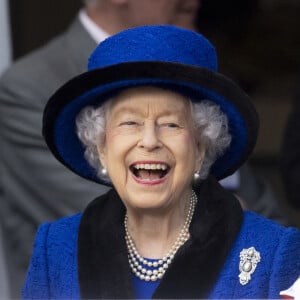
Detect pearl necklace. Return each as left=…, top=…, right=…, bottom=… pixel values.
left=124, top=190, right=197, bottom=282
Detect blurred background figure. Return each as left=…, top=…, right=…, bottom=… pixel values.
left=0, top=0, right=201, bottom=298
left=220, top=164, right=286, bottom=224
left=0, top=0, right=11, bottom=75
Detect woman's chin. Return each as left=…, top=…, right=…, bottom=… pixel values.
left=124, top=177, right=173, bottom=211
left=126, top=196, right=170, bottom=212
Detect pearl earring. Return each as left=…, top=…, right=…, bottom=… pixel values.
left=101, top=167, right=108, bottom=176
left=194, top=171, right=200, bottom=180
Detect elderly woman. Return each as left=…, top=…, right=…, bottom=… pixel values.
left=22, top=25, right=300, bottom=299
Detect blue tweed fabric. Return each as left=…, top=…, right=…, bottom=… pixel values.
left=88, top=25, right=217, bottom=71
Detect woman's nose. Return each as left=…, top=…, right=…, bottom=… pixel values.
left=137, top=123, right=162, bottom=151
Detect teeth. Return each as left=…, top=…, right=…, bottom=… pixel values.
left=133, top=163, right=167, bottom=170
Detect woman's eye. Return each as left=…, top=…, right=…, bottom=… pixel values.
left=163, top=123, right=180, bottom=128
left=119, top=121, right=138, bottom=126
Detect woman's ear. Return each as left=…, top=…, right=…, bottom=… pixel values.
left=195, top=142, right=205, bottom=172
left=97, top=144, right=107, bottom=169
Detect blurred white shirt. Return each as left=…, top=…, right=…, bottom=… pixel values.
left=0, top=0, right=12, bottom=75
left=79, top=9, right=109, bottom=45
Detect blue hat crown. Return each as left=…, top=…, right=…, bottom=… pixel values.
left=88, top=25, right=218, bottom=72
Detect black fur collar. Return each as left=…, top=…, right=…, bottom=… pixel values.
left=78, top=176, right=243, bottom=299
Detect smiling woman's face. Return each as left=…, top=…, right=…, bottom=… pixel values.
left=98, top=87, right=204, bottom=212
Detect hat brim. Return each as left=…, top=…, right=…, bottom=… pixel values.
left=43, top=61, right=259, bottom=185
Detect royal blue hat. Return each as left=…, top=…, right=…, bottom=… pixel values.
left=43, top=25, right=259, bottom=185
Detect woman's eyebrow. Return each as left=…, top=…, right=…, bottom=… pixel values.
left=111, top=103, right=186, bottom=119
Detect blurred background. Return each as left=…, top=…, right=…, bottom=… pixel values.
left=197, top=0, right=300, bottom=227
left=1, top=0, right=300, bottom=222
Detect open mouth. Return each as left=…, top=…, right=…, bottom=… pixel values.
left=130, top=162, right=170, bottom=181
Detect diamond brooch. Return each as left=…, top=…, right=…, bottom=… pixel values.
left=239, top=247, right=261, bottom=285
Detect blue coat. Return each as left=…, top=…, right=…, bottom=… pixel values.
left=22, top=178, right=300, bottom=299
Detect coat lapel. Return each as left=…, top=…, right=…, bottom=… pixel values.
left=78, top=176, right=243, bottom=299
